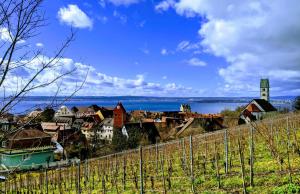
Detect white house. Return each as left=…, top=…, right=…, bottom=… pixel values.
left=55, top=106, right=74, bottom=117
left=239, top=99, right=277, bottom=124
left=98, top=118, right=114, bottom=141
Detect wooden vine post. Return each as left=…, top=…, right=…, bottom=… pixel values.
left=238, top=138, right=247, bottom=194
left=214, top=141, right=221, bottom=189
left=77, top=160, right=81, bottom=194
left=286, top=117, right=292, bottom=183
left=189, top=135, right=195, bottom=193
left=139, top=146, right=144, bottom=194
left=224, top=129, right=229, bottom=174
left=249, top=125, right=254, bottom=187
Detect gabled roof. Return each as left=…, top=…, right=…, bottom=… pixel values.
left=101, top=118, right=114, bottom=127
left=53, top=116, right=73, bottom=124
left=7, top=129, right=51, bottom=141
left=253, top=99, right=277, bottom=112
left=114, top=102, right=126, bottom=112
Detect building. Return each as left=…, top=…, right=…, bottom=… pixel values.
left=239, top=99, right=277, bottom=123
left=71, top=105, right=100, bottom=118
left=180, top=104, right=191, bottom=113
left=98, top=118, right=114, bottom=141
left=0, top=129, right=55, bottom=170
left=121, top=122, right=160, bottom=145
left=41, top=122, right=73, bottom=143
left=27, top=108, right=43, bottom=118
left=113, top=102, right=127, bottom=129
left=96, top=107, right=114, bottom=121
left=260, top=78, right=270, bottom=101
left=55, top=106, right=74, bottom=117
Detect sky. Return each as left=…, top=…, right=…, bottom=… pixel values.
left=1, top=0, right=300, bottom=97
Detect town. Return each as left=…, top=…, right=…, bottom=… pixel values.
left=0, top=79, right=280, bottom=171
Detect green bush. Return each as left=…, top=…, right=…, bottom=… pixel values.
left=293, top=96, right=300, bottom=111
left=273, top=183, right=300, bottom=194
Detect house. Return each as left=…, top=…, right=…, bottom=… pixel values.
left=180, top=104, right=191, bottom=113
left=41, top=122, right=73, bottom=143
left=80, top=116, right=101, bottom=143
left=27, top=108, right=43, bottom=118
left=113, top=102, right=127, bottom=129
left=175, top=117, right=224, bottom=138
left=53, top=116, right=73, bottom=125
left=0, top=118, right=16, bottom=133
left=72, top=118, right=84, bottom=130
left=54, top=106, right=74, bottom=117
left=71, top=105, right=100, bottom=118
left=98, top=118, right=114, bottom=141
left=96, top=107, right=114, bottom=121
left=0, top=129, right=55, bottom=170
left=121, top=122, right=160, bottom=145
left=239, top=99, right=277, bottom=123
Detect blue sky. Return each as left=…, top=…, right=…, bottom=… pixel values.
left=2, top=0, right=300, bottom=97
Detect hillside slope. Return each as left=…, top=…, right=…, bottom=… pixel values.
left=1, top=113, right=300, bottom=193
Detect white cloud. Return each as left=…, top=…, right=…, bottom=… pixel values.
left=1, top=55, right=199, bottom=97
left=155, top=0, right=175, bottom=12
left=36, top=43, right=44, bottom=47
left=177, top=40, right=201, bottom=52
left=140, top=43, right=150, bottom=55
left=0, top=27, right=11, bottom=42
left=97, top=16, right=108, bottom=24
left=113, top=10, right=127, bottom=24
left=168, top=0, right=300, bottom=96
left=0, top=27, right=25, bottom=43
left=58, top=4, right=93, bottom=29
left=107, top=0, right=139, bottom=6
left=162, top=76, right=167, bottom=80
left=186, top=58, right=207, bottom=67
left=161, top=48, right=168, bottom=55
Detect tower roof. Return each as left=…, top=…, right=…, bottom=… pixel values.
left=260, top=79, right=269, bottom=88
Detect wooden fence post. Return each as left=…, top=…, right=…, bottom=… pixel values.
left=249, top=125, right=254, bottom=187
left=189, top=136, right=195, bottom=193
left=182, top=138, right=186, bottom=171
left=156, top=143, right=159, bottom=174
left=77, top=160, right=81, bottom=194
left=139, top=146, right=144, bottom=194
left=286, top=117, right=293, bottom=183
left=102, top=175, right=106, bottom=194
left=224, top=129, right=229, bottom=174
left=238, top=138, right=247, bottom=194
left=214, top=141, right=221, bottom=189
left=123, top=155, right=126, bottom=190
left=45, top=166, right=48, bottom=194
left=160, top=153, right=167, bottom=194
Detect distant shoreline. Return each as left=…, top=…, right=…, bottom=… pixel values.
left=8, top=96, right=294, bottom=115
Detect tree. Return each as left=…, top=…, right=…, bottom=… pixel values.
left=39, top=107, right=55, bottom=122
left=0, top=0, right=86, bottom=175
left=111, top=129, right=128, bottom=152
left=0, top=0, right=84, bottom=119
left=294, top=96, right=300, bottom=111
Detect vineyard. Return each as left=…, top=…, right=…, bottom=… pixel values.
left=1, top=113, right=300, bottom=193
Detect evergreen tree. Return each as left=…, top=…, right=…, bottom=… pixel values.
left=112, top=129, right=128, bottom=152
left=294, top=96, right=300, bottom=111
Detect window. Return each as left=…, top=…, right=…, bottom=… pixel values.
left=262, top=88, right=265, bottom=91
left=262, top=93, right=266, bottom=96
left=1, top=141, right=7, bottom=148
left=22, top=154, right=30, bottom=161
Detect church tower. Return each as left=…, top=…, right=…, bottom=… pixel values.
left=260, top=78, right=270, bottom=101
